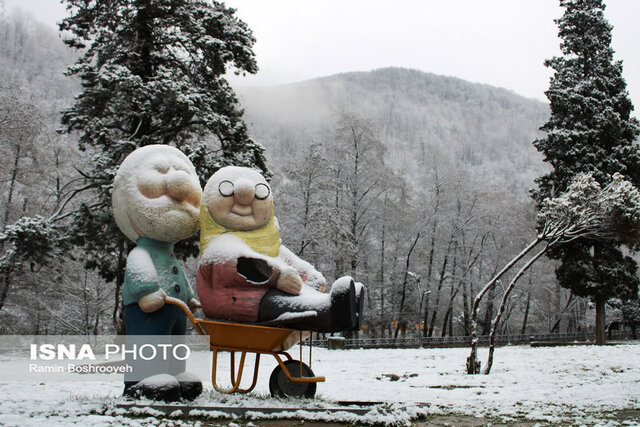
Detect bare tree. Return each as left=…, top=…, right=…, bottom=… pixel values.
left=331, top=112, right=390, bottom=276
left=394, top=231, right=421, bottom=339
left=0, top=81, right=43, bottom=227
left=468, top=173, right=640, bottom=374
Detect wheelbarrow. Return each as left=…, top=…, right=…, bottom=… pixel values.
left=164, top=297, right=325, bottom=398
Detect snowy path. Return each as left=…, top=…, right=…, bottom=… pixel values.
left=1, top=343, right=639, bottom=425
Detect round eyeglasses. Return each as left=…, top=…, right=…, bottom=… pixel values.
left=218, top=180, right=271, bottom=200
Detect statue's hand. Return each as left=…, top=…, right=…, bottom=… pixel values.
left=189, top=298, right=202, bottom=311
left=276, top=267, right=303, bottom=295
left=138, top=289, right=167, bottom=313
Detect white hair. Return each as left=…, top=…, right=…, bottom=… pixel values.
left=112, top=145, right=201, bottom=243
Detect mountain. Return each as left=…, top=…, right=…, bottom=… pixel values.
left=1, top=7, right=550, bottom=198
left=236, top=67, right=550, bottom=197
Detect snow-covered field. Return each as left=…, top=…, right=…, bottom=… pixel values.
left=1, top=342, right=639, bottom=426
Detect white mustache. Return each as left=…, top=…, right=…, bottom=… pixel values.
left=140, top=194, right=198, bottom=211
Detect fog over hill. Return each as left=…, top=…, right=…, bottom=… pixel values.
left=237, top=67, right=550, bottom=198
left=1, top=8, right=550, bottom=199
left=1, top=9, right=550, bottom=199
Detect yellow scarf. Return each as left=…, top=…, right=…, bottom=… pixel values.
left=200, top=203, right=281, bottom=258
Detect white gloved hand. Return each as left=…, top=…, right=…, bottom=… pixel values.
left=138, top=289, right=167, bottom=313
left=189, top=298, right=202, bottom=310
left=306, top=269, right=327, bottom=292
left=276, top=267, right=303, bottom=295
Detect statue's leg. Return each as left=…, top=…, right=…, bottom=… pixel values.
left=122, top=304, right=181, bottom=401
left=258, top=287, right=332, bottom=330
left=124, top=303, right=174, bottom=334
left=169, top=305, right=202, bottom=400
left=258, top=277, right=358, bottom=332
left=167, top=305, right=187, bottom=376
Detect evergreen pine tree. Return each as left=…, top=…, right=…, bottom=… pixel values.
left=533, top=0, right=640, bottom=344
left=58, top=0, right=268, bottom=331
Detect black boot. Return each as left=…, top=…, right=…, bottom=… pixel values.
left=353, top=282, right=365, bottom=331
left=329, top=277, right=357, bottom=332
left=175, top=372, right=203, bottom=401
left=123, top=374, right=182, bottom=402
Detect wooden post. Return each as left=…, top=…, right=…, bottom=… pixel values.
left=327, top=336, right=345, bottom=350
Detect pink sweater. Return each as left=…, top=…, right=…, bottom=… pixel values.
left=197, top=259, right=280, bottom=322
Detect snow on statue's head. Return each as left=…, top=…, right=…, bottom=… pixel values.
left=112, top=145, right=202, bottom=243
left=202, top=166, right=273, bottom=232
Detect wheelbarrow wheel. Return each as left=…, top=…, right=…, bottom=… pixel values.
left=269, top=360, right=317, bottom=398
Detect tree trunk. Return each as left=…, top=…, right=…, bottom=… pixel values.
left=0, top=268, right=12, bottom=312
left=442, top=279, right=463, bottom=337
left=379, top=215, right=386, bottom=329
left=132, top=0, right=154, bottom=136
left=348, top=123, right=361, bottom=277
left=417, top=284, right=425, bottom=339
left=297, top=165, right=315, bottom=257
left=595, top=296, right=606, bottom=345
left=458, top=232, right=484, bottom=336
left=447, top=245, right=458, bottom=336
left=462, top=279, right=471, bottom=335
left=481, top=280, right=495, bottom=335
left=441, top=308, right=451, bottom=337
left=484, top=243, right=550, bottom=374
left=501, top=300, right=516, bottom=337
left=422, top=292, right=430, bottom=337
left=396, top=232, right=421, bottom=339
left=83, top=270, right=90, bottom=335
left=113, top=242, right=126, bottom=334
left=428, top=237, right=453, bottom=337
left=333, top=169, right=342, bottom=278
left=3, top=145, right=21, bottom=227
left=467, top=237, right=543, bottom=374
left=550, top=293, right=575, bottom=333
left=422, top=171, right=440, bottom=337
left=521, top=290, right=531, bottom=336
left=34, top=287, right=42, bottom=335
left=394, top=320, right=406, bottom=339
left=0, top=249, right=16, bottom=312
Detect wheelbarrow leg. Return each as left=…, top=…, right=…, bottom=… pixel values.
left=229, top=351, right=248, bottom=389
left=234, top=353, right=260, bottom=394
left=211, top=349, right=226, bottom=393
left=230, top=351, right=236, bottom=384
left=211, top=349, right=258, bottom=394
left=211, top=349, right=246, bottom=394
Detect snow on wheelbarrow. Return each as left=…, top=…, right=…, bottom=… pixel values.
left=165, top=296, right=324, bottom=398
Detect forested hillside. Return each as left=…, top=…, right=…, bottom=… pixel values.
left=1, top=11, right=590, bottom=338
left=0, top=12, right=94, bottom=334
left=0, top=11, right=78, bottom=110
left=239, top=67, right=550, bottom=196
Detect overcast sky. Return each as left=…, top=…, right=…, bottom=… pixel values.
left=5, top=0, right=640, bottom=113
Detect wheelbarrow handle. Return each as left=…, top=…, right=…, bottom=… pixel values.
left=164, top=296, right=206, bottom=336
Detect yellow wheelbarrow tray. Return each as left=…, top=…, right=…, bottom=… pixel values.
left=165, top=297, right=325, bottom=398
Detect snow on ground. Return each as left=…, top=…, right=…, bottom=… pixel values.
left=1, top=342, right=639, bottom=425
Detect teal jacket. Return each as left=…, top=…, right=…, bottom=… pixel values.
left=122, top=238, right=194, bottom=306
